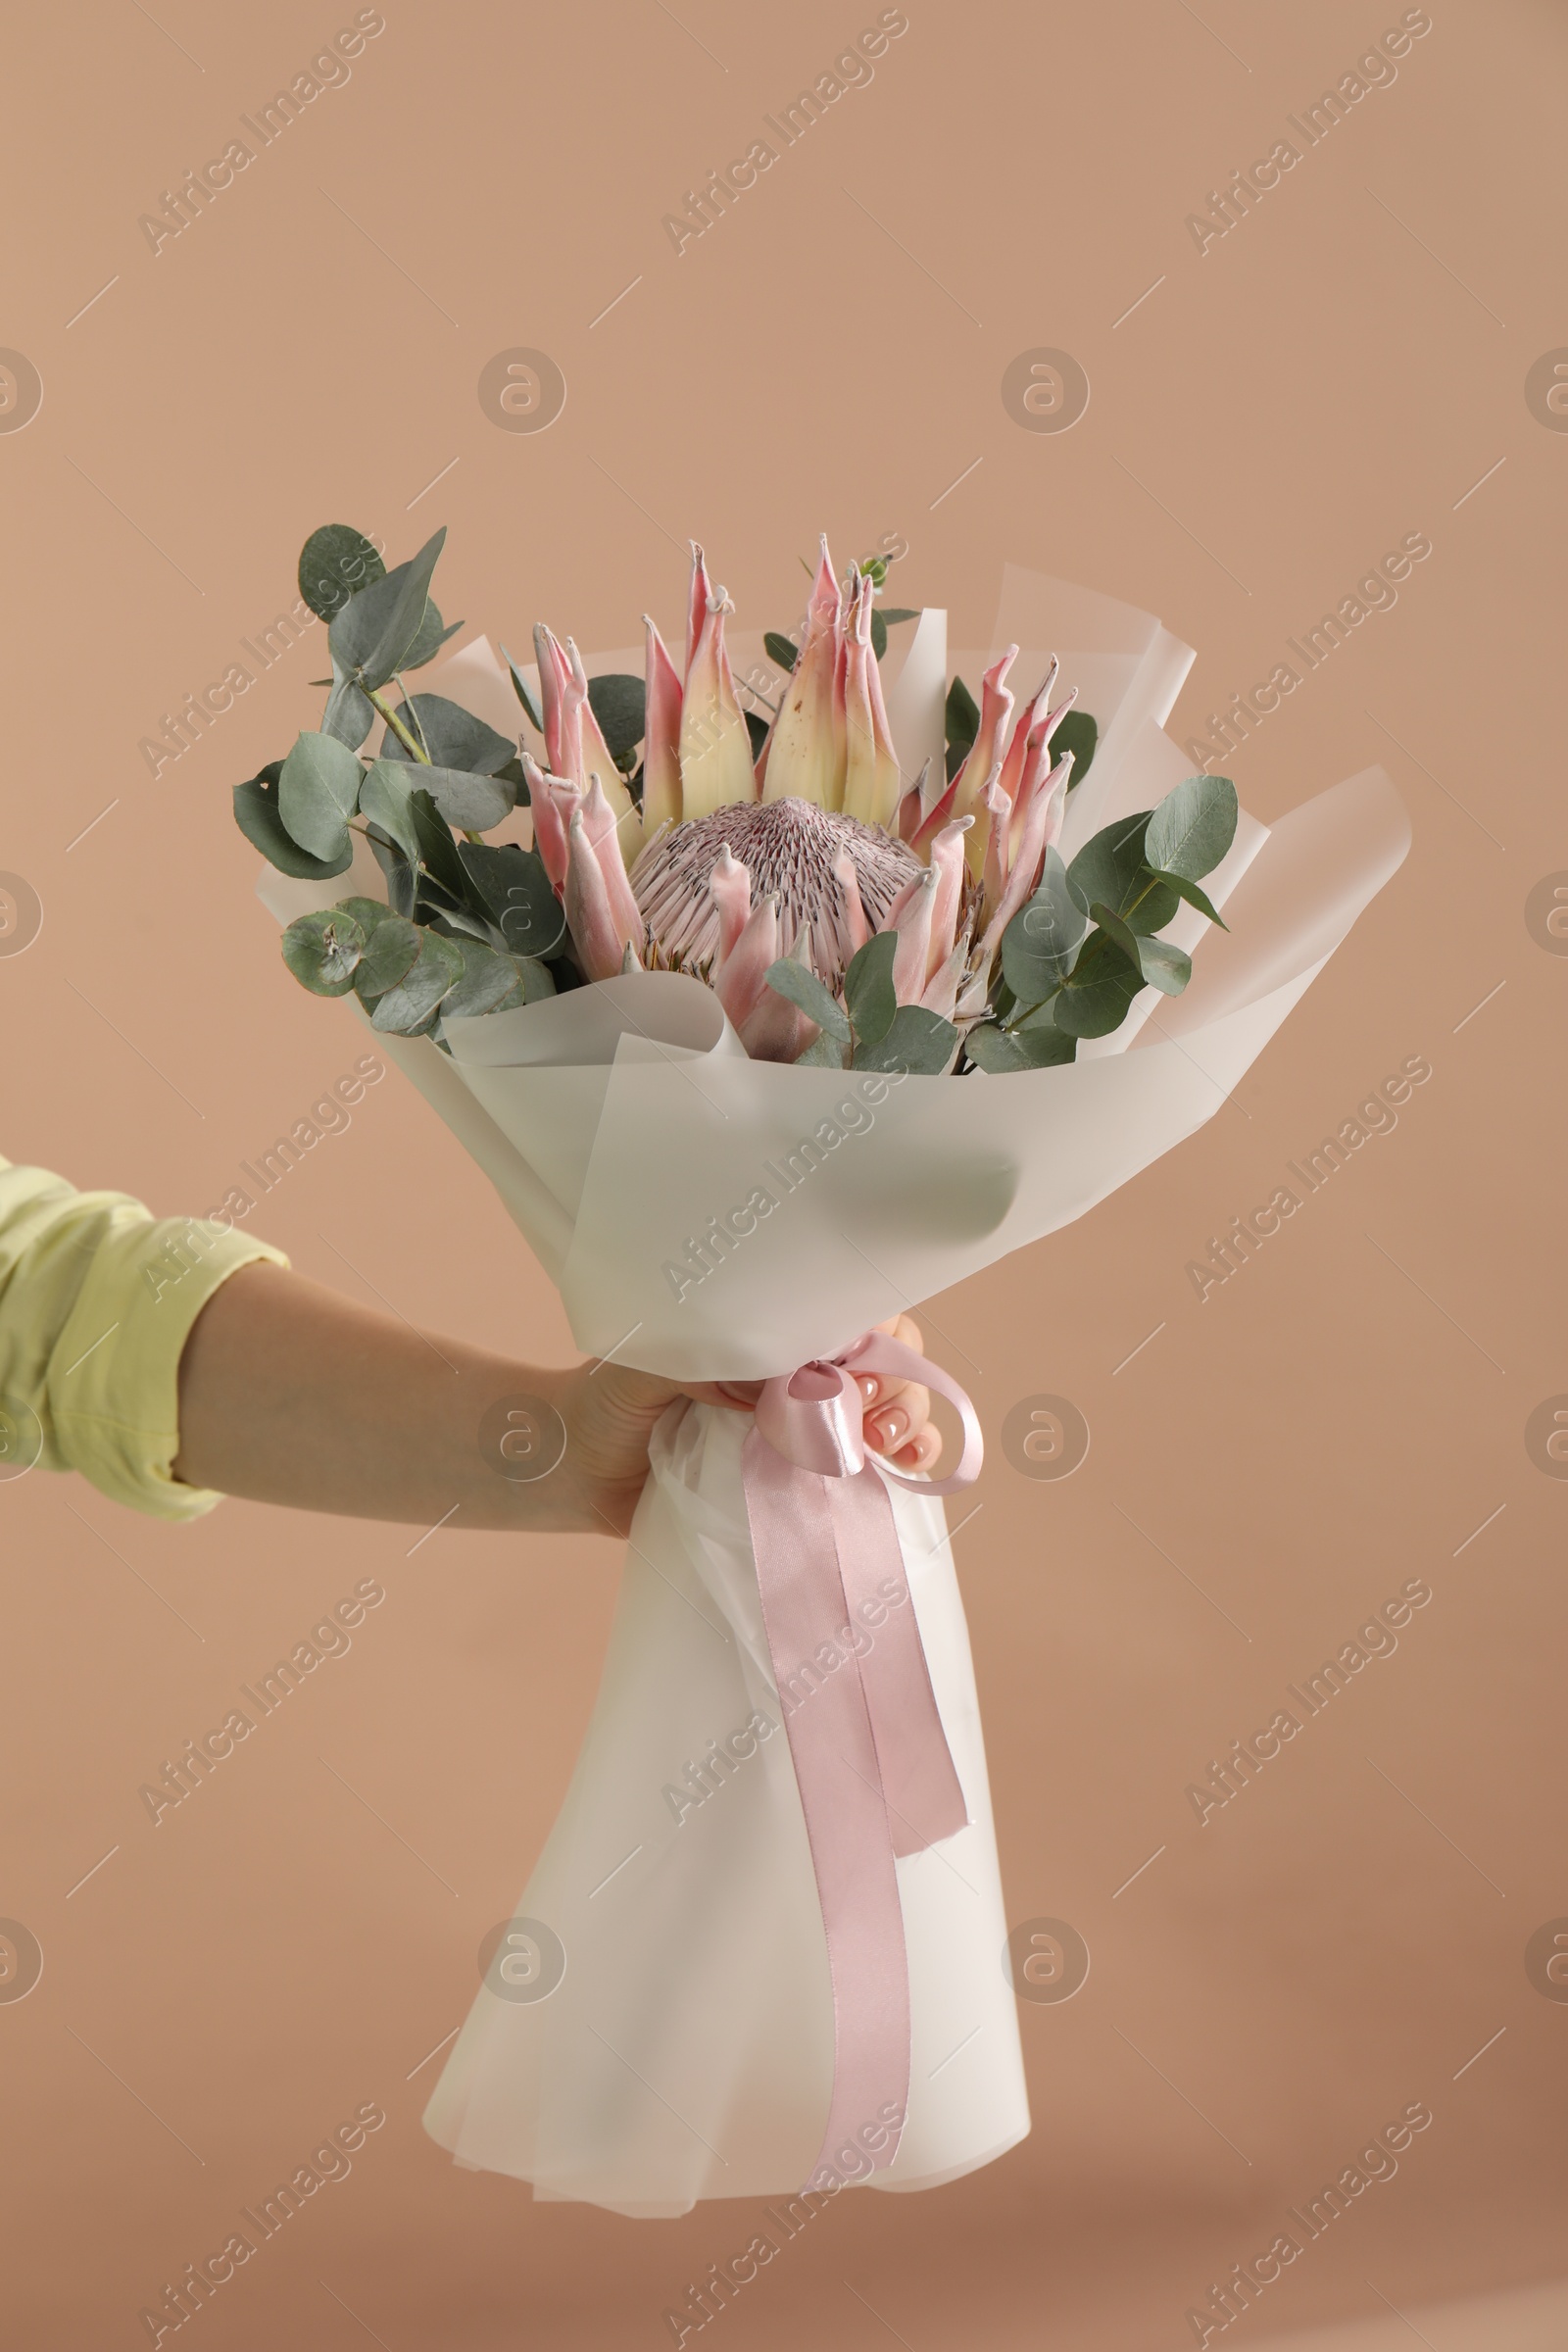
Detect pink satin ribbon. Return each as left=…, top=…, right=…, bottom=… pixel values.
left=739, top=1331, right=983, bottom=2191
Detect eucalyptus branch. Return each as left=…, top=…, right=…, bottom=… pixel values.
left=393, top=672, right=433, bottom=760
left=360, top=677, right=429, bottom=763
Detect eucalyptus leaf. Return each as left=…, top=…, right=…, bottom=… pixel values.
left=281, top=907, right=365, bottom=997
left=409, top=787, right=469, bottom=906
left=1051, top=708, right=1098, bottom=788
left=328, top=528, right=446, bottom=690
left=276, top=730, right=364, bottom=861
left=795, top=1031, right=850, bottom=1068
left=763, top=957, right=852, bottom=1042
left=1156, top=867, right=1229, bottom=929
left=1053, top=933, right=1145, bottom=1037
left=852, top=1004, right=958, bottom=1075
left=945, top=674, right=980, bottom=748
left=964, top=1020, right=1076, bottom=1072
left=379, top=693, right=515, bottom=775
left=320, top=662, right=376, bottom=750
left=499, top=644, right=544, bottom=734
left=1131, top=932, right=1193, bottom=994
left=233, top=763, right=353, bottom=879
left=354, top=911, right=422, bottom=998
left=870, top=609, right=887, bottom=662
left=416, top=762, right=517, bottom=832
left=744, top=709, right=769, bottom=763
left=1145, top=772, right=1238, bottom=881
left=359, top=759, right=420, bottom=868
left=515, top=956, right=556, bottom=1000
left=1090, top=903, right=1190, bottom=996
left=439, top=938, right=532, bottom=1021
left=587, top=673, right=647, bottom=763
left=879, top=608, right=919, bottom=625
left=367, top=829, right=416, bottom=918
left=1065, top=812, right=1178, bottom=933
left=763, top=631, right=799, bottom=674
left=458, top=840, right=568, bottom=959
left=1000, top=849, right=1087, bottom=1006
left=399, top=598, right=464, bottom=672
left=843, top=930, right=898, bottom=1047
left=298, top=525, right=385, bottom=622
left=368, top=928, right=463, bottom=1034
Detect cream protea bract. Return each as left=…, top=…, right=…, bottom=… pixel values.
left=632, top=797, right=921, bottom=985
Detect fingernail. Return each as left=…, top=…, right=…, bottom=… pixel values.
left=858, top=1375, right=880, bottom=1406
left=870, top=1405, right=909, bottom=1450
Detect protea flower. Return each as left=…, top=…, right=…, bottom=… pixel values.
left=534, top=535, right=1070, bottom=1061
left=632, top=797, right=919, bottom=983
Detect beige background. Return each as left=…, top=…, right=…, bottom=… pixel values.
left=2, top=0, right=1565, bottom=2343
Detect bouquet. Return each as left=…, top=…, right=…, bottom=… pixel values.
left=241, top=524, right=1409, bottom=2219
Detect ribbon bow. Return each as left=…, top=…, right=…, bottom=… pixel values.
left=740, top=1331, right=983, bottom=2191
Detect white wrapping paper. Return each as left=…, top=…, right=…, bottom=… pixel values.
left=256, top=575, right=1409, bottom=2215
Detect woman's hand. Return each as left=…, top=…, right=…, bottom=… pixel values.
left=560, top=1314, right=940, bottom=1538
left=174, top=1262, right=940, bottom=1538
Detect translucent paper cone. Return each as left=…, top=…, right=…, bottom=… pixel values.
left=256, top=573, right=1409, bottom=2217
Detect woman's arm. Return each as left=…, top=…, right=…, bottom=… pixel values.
left=172, top=1261, right=939, bottom=1536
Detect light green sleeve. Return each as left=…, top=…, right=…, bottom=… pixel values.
left=0, top=1156, right=289, bottom=1521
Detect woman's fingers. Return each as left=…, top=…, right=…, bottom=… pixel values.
left=890, top=1423, right=942, bottom=1475
left=855, top=1313, right=925, bottom=1410
left=864, top=1382, right=930, bottom=1456
left=684, top=1315, right=943, bottom=1468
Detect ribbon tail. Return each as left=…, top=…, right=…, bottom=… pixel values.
left=742, top=1428, right=911, bottom=2188
left=826, top=1470, right=969, bottom=1858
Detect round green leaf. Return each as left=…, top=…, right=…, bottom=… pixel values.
left=1144, top=773, right=1239, bottom=882
left=281, top=907, right=365, bottom=997
left=379, top=693, right=516, bottom=775
left=234, top=764, right=353, bottom=880
left=964, top=1020, right=1076, bottom=1072
left=1053, top=934, right=1144, bottom=1038
left=298, top=525, right=385, bottom=622
left=459, top=840, right=567, bottom=959
left=368, top=929, right=464, bottom=1034
left=852, top=1004, right=958, bottom=1075
left=355, top=911, right=422, bottom=998
left=1001, top=849, right=1087, bottom=1006
left=416, top=762, right=517, bottom=833
left=277, top=731, right=365, bottom=861
left=439, top=939, right=533, bottom=1021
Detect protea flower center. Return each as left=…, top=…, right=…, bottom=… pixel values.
left=632, top=797, right=920, bottom=982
